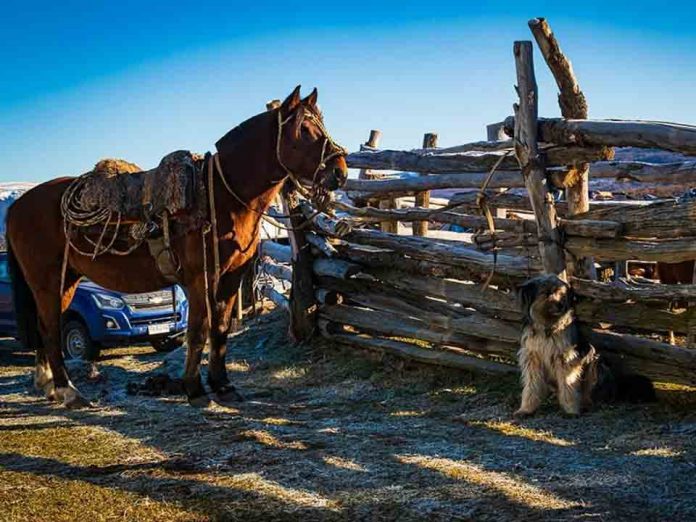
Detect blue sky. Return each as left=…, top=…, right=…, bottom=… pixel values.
left=1, top=0, right=695, bottom=182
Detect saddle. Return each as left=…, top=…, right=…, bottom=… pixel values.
left=78, top=150, right=205, bottom=222
left=64, top=151, right=208, bottom=281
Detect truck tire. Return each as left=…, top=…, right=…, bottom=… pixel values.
left=62, top=320, right=100, bottom=361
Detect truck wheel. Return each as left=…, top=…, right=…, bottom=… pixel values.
left=151, top=336, right=184, bottom=353
left=62, top=320, right=100, bottom=361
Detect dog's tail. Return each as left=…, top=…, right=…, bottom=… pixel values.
left=592, top=359, right=656, bottom=404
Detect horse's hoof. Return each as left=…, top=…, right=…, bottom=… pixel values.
left=57, top=387, right=92, bottom=409
left=188, top=394, right=211, bottom=408
left=513, top=409, right=534, bottom=419
left=212, top=386, right=244, bottom=406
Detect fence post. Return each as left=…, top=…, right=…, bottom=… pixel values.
left=529, top=18, right=596, bottom=280
left=413, top=132, right=438, bottom=236
left=358, top=130, right=382, bottom=180
left=513, top=41, right=567, bottom=278
left=266, top=99, right=315, bottom=341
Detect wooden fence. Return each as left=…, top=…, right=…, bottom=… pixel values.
left=258, top=18, right=696, bottom=385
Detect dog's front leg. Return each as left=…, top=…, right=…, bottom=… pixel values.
left=515, top=352, right=547, bottom=418
left=557, top=371, right=582, bottom=417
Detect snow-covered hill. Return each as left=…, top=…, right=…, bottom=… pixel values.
left=0, top=182, right=36, bottom=241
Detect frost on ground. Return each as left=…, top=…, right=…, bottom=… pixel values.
left=1, top=309, right=696, bottom=521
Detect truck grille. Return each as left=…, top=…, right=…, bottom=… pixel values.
left=130, top=313, right=181, bottom=326
left=123, top=290, right=174, bottom=311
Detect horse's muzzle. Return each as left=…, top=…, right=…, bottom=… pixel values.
left=325, top=158, right=348, bottom=191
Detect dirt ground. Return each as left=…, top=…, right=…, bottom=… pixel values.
left=2, top=310, right=696, bottom=521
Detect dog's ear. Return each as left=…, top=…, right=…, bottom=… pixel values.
left=517, top=279, right=538, bottom=322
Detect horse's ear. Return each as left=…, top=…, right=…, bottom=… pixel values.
left=281, top=85, right=302, bottom=114
left=302, top=87, right=318, bottom=108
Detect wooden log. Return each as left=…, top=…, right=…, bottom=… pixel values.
left=346, top=145, right=611, bottom=173
left=414, top=132, right=438, bottom=236
left=448, top=190, right=665, bottom=215
left=345, top=171, right=526, bottom=196
left=576, top=300, right=692, bottom=334
left=591, top=160, right=696, bottom=184
left=566, top=236, right=696, bottom=262
left=260, top=241, right=292, bottom=264
left=260, top=283, right=290, bottom=312
left=320, top=303, right=521, bottom=348
left=569, top=199, right=696, bottom=239
left=503, top=116, right=696, bottom=157
left=318, top=324, right=518, bottom=375
left=282, top=186, right=316, bottom=340
left=358, top=130, right=382, bottom=180
left=334, top=242, right=532, bottom=289
left=585, top=328, right=696, bottom=386
left=313, top=258, right=362, bottom=279
left=529, top=17, right=595, bottom=280
left=260, top=259, right=292, bottom=282
left=305, top=231, right=338, bottom=257
left=570, top=277, right=696, bottom=302
left=299, top=200, right=352, bottom=237
left=345, top=228, right=534, bottom=278
left=513, top=40, right=566, bottom=277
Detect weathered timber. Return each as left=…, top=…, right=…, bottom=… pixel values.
left=566, top=236, right=696, bottom=262
left=305, top=231, right=338, bottom=257
left=346, top=145, right=611, bottom=173
left=260, top=283, right=290, bottom=312
left=260, top=241, right=292, bottom=264
left=345, top=171, right=525, bottom=196
left=569, top=199, right=696, bottom=239
left=591, top=160, right=696, bottom=184
left=358, top=130, right=382, bottom=180
left=503, top=116, right=696, bottom=156
left=334, top=242, right=533, bottom=289
left=585, top=328, right=696, bottom=386
left=320, top=303, right=521, bottom=349
left=318, top=325, right=518, bottom=374
left=260, top=259, right=292, bottom=282
left=281, top=185, right=316, bottom=340
left=447, top=191, right=665, bottom=215
left=513, top=40, right=566, bottom=277
left=414, top=132, right=438, bottom=237
left=529, top=17, right=595, bottom=279
left=576, top=300, right=692, bottom=334
left=345, top=228, right=534, bottom=278
left=313, top=258, right=362, bottom=280
left=299, top=200, right=352, bottom=237
left=571, top=276, right=696, bottom=302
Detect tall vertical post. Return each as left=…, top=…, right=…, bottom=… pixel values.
left=413, top=132, right=438, bottom=236
left=358, top=130, right=382, bottom=180
left=513, top=41, right=567, bottom=278
left=528, top=18, right=596, bottom=280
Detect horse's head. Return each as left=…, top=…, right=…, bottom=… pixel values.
left=276, top=86, right=348, bottom=192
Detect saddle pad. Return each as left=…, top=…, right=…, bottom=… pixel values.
left=78, top=150, right=204, bottom=221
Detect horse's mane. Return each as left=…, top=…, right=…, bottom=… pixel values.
left=214, top=109, right=272, bottom=155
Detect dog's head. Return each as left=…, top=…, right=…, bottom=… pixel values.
left=517, top=275, right=575, bottom=331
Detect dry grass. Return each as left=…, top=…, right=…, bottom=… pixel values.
left=1, top=310, right=696, bottom=521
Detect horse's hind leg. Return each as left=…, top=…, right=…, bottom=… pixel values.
left=35, top=275, right=90, bottom=409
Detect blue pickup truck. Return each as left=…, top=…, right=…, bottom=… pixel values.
left=0, top=252, right=188, bottom=360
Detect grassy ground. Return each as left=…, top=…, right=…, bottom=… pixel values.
left=2, top=310, right=696, bottom=521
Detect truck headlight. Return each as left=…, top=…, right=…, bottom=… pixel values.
left=92, top=293, right=125, bottom=310
left=174, top=286, right=186, bottom=304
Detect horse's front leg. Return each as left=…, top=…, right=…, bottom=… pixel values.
left=183, top=277, right=211, bottom=408
left=208, top=272, right=246, bottom=405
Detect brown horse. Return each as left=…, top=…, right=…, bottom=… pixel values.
left=7, top=86, right=347, bottom=408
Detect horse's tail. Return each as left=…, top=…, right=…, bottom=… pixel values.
left=7, top=238, right=42, bottom=351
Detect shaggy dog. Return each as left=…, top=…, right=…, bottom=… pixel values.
left=515, top=275, right=655, bottom=417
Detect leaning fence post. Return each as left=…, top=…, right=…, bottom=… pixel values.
left=413, top=132, right=438, bottom=236
left=513, top=41, right=567, bottom=278
left=266, top=99, right=315, bottom=341
left=528, top=18, right=597, bottom=280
